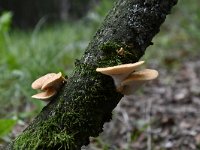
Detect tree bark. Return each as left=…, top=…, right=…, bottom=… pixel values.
left=7, top=0, right=178, bottom=149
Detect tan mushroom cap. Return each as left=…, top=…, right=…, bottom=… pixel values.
left=41, top=72, right=66, bottom=90
left=31, top=88, right=57, bottom=100
left=122, top=69, right=158, bottom=85
left=31, top=73, right=57, bottom=90
left=96, top=61, right=144, bottom=75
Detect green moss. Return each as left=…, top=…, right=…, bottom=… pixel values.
left=101, top=42, right=121, bottom=54
left=13, top=116, right=77, bottom=150
left=99, top=41, right=143, bottom=66
left=47, top=132, right=75, bottom=149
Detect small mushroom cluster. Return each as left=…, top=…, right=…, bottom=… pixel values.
left=96, top=61, right=158, bottom=96
left=31, top=72, right=67, bottom=100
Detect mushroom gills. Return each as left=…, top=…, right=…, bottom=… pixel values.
left=120, top=69, right=158, bottom=95
left=32, top=88, right=57, bottom=100
left=96, top=61, right=144, bottom=88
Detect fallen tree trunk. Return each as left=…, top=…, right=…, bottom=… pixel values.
left=7, top=0, right=178, bottom=149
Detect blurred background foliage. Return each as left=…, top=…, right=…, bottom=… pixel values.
left=0, top=0, right=199, bottom=147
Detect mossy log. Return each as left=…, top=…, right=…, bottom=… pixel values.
left=8, top=0, right=178, bottom=149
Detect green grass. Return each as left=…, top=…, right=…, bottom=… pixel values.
left=0, top=0, right=199, bottom=145
left=0, top=0, right=115, bottom=119
left=0, top=22, right=95, bottom=118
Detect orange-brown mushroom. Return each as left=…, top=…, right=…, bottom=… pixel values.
left=31, top=72, right=67, bottom=101
left=31, top=88, right=57, bottom=100
left=31, top=73, right=56, bottom=90
left=41, top=72, right=67, bottom=90
left=121, top=69, right=158, bottom=95
left=96, top=61, right=144, bottom=88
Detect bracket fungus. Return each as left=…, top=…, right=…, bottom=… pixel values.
left=31, top=73, right=57, bottom=90
left=121, top=69, right=158, bottom=95
left=96, top=61, right=158, bottom=96
left=41, top=72, right=67, bottom=90
left=96, top=61, right=144, bottom=90
left=31, top=72, right=67, bottom=100
left=32, top=88, right=57, bottom=100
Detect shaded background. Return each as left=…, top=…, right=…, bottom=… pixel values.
left=0, top=0, right=99, bottom=28
left=0, top=0, right=199, bottom=149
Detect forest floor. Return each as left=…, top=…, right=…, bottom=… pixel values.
left=85, top=54, right=200, bottom=150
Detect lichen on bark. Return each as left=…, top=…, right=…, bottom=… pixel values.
left=7, top=0, right=178, bottom=149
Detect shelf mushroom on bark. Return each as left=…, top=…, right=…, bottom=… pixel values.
left=121, top=69, right=158, bottom=95
left=31, top=73, right=57, bottom=90
left=32, top=88, right=57, bottom=100
left=41, top=72, right=67, bottom=90
left=96, top=61, right=144, bottom=91
left=96, top=61, right=158, bottom=96
left=31, top=72, right=67, bottom=100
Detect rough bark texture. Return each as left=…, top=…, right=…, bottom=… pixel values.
left=7, top=0, right=178, bottom=149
